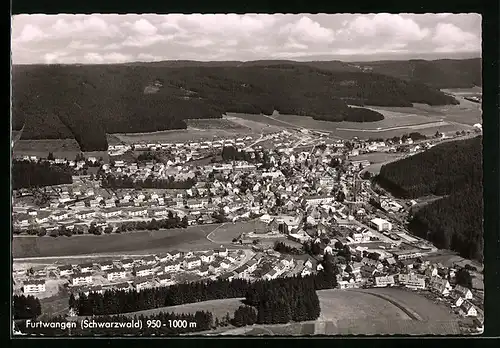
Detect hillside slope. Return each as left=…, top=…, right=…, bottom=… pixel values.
left=375, top=136, right=483, bottom=262
left=12, top=64, right=458, bottom=151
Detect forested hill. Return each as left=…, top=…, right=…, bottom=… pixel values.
left=121, top=58, right=482, bottom=89
left=375, top=136, right=483, bottom=262
left=13, top=64, right=458, bottom=151
left=358, top=58, right=482, bottom=89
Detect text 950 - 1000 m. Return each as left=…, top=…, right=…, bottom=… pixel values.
left=147, top=319, right=197, bottom=329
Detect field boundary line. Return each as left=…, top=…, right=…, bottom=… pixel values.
left=349, top=289, right=423, bottom=321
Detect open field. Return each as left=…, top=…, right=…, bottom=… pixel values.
left=218, top=288, right=460, bottom=335
left=12, top=139, right=110, bottom=161
left=121, top=298, right=246, bottom=321
left=352, top=288, right=455, bottom=321
left=317, top=289, right=411, bottom=322
left=350, top=152, right=402, bottom=164
left=208, top=221, right=264, bottom=243
left=13, top=225, right=223, bottom=258
left=225, top=113, right=290, bottom=133
left=113, top=128, right=243, bottom=144
left=185, top=118, right=251, bottom=131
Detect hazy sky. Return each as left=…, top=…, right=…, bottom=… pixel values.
left=11, top=13, right=481, bottom=64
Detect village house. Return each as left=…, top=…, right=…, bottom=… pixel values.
left=23, top=279, right=46, bottom=294
left=198, top=265, right=210, bottom=277
left=120, top=259, right=134, bottom=270
left=184, top=257, right=202, bottom=270
left=219, top=260, right=232, bottom=269
left=338, top=279, right=358, bottom=290
left=460, top=301, right=478, bottom=317
left=429, top=276, right=452, bottom=296
left=169, top=250, right=182, bottom=260
left=360, top=265, right=380, bottom=278
left=157, top=274, right=175, bottom=286
left=246, top=259, right=259, bottom=273
left=133, top=278, right=151, bottom=292
left=101, top=207, right=122, bottom=219
left=78, top=263, right=94, bottom=274
left=164, top=260, right=181, bottom=273
left=134, top=265, right=155, bottom=278
left=75, top=209, right=96, bottom=220
left=214, top=247, right=228, bottom=257
left=263, top=269, right=278, bottom=281
left=99, top=261, right=114, bottom=271
left=200, top=252, right=215, bottom=263
left=398, top=273, right=426, bottom=290
left=51, top=211, right=69, bottom=221
left=450, top=292, right=465, bottom=308
left=157, top=254, right=170, bottom=263
left=361, top=258, right=383, bottom=270
left=107, top=268, right=127, bottom=282
left=57, top=265, right=73, bottom=277
left=128, top=207, right=148, bottom=217
left=71, top=272, right=93, bottom=286
left=454, top=285, right=474, bottom=300
left=141, top=255, right=157, bottom=266
left=425, top=266, right=439, bottom=278
left=374, top=275, right=396, bottom=287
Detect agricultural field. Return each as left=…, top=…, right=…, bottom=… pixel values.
left=185, top=118, right=251, bottom=131
left=350, top=152, right=402, bottom=164
left=353, top=288, right=455, bottom=321
left=226, top=113, right=295, bottom=131
left=113, top=129, right=238, bottom=144
left=12, top=139, right=81, bottom=159
left=317, top=289, right=412, bottom=322
left=13, top=224, right=223, bottom=258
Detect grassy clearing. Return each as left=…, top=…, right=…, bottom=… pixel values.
left=209, top=221, right=262, bottom=243
left=317, top=289, right=411, bottom=322
left=350, top=152, right=402, bottom=164
left=185, top=119, right=250, bottom=131
left=13, top=139, right=81, bottom=159
left=122, top=298, right=246, bottom=321
left=13, top=225, right=221, bottom=258
left=355, top=288, right=455, bottom=321
left=226, top=113, right=293, bottom=131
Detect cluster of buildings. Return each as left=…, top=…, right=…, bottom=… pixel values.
left=16, top=248, right=260, bottom=297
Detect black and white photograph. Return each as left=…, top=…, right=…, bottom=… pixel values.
left=11, top=13, right=483, bottom=336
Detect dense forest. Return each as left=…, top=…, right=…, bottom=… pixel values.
left=13, top=295, right=42, bottom=320
left=120, top=58, right=482, bottom=89
left=375, top=136, right=483, bottom=262
left=13, top=63, right=458, bottom=151
left=12, top=160, right=73, bottom=189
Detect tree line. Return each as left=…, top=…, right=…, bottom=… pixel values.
left=12, top=160, right=73, bottom=189
left=101, top=174, right=196, bottom=190
left=273, top=241, right=304, bottom=255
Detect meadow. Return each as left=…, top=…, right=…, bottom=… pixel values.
left=13, top=225, right=223, bottom=259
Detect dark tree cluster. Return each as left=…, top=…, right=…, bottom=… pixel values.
left=13, top=64, right=459, bottom=151
left=73, top=279, right=252, bottom=316
left=12, top=160, right=73, bottom=189
left=16, top=311, right=212, bottom=336
left=245, top=276, right=321, bottom=324
left=455, top=269, right=473, bottom=289
left=376, top=136, right=483, bottom=262
left=273, top=241, right=304, bottom=255
left=13, top=295, right=42, bottom=320
left=101, top=174, right=195, bottom=190
left=231, top=305, right=258, bottom=327
left=376, top=136, right=482, bottom=198
left=116, top=215, right=189, bottom=233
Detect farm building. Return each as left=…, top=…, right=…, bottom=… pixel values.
left=107, top=268, right=127, bottom=282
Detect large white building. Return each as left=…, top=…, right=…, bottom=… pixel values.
left=23, top=279, right=46, bottom=294
left=398, top=273, right=426, bottom=290
left=370, top=218, right=393, bottom=232
left=71, top=273, right=93, bottom=286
